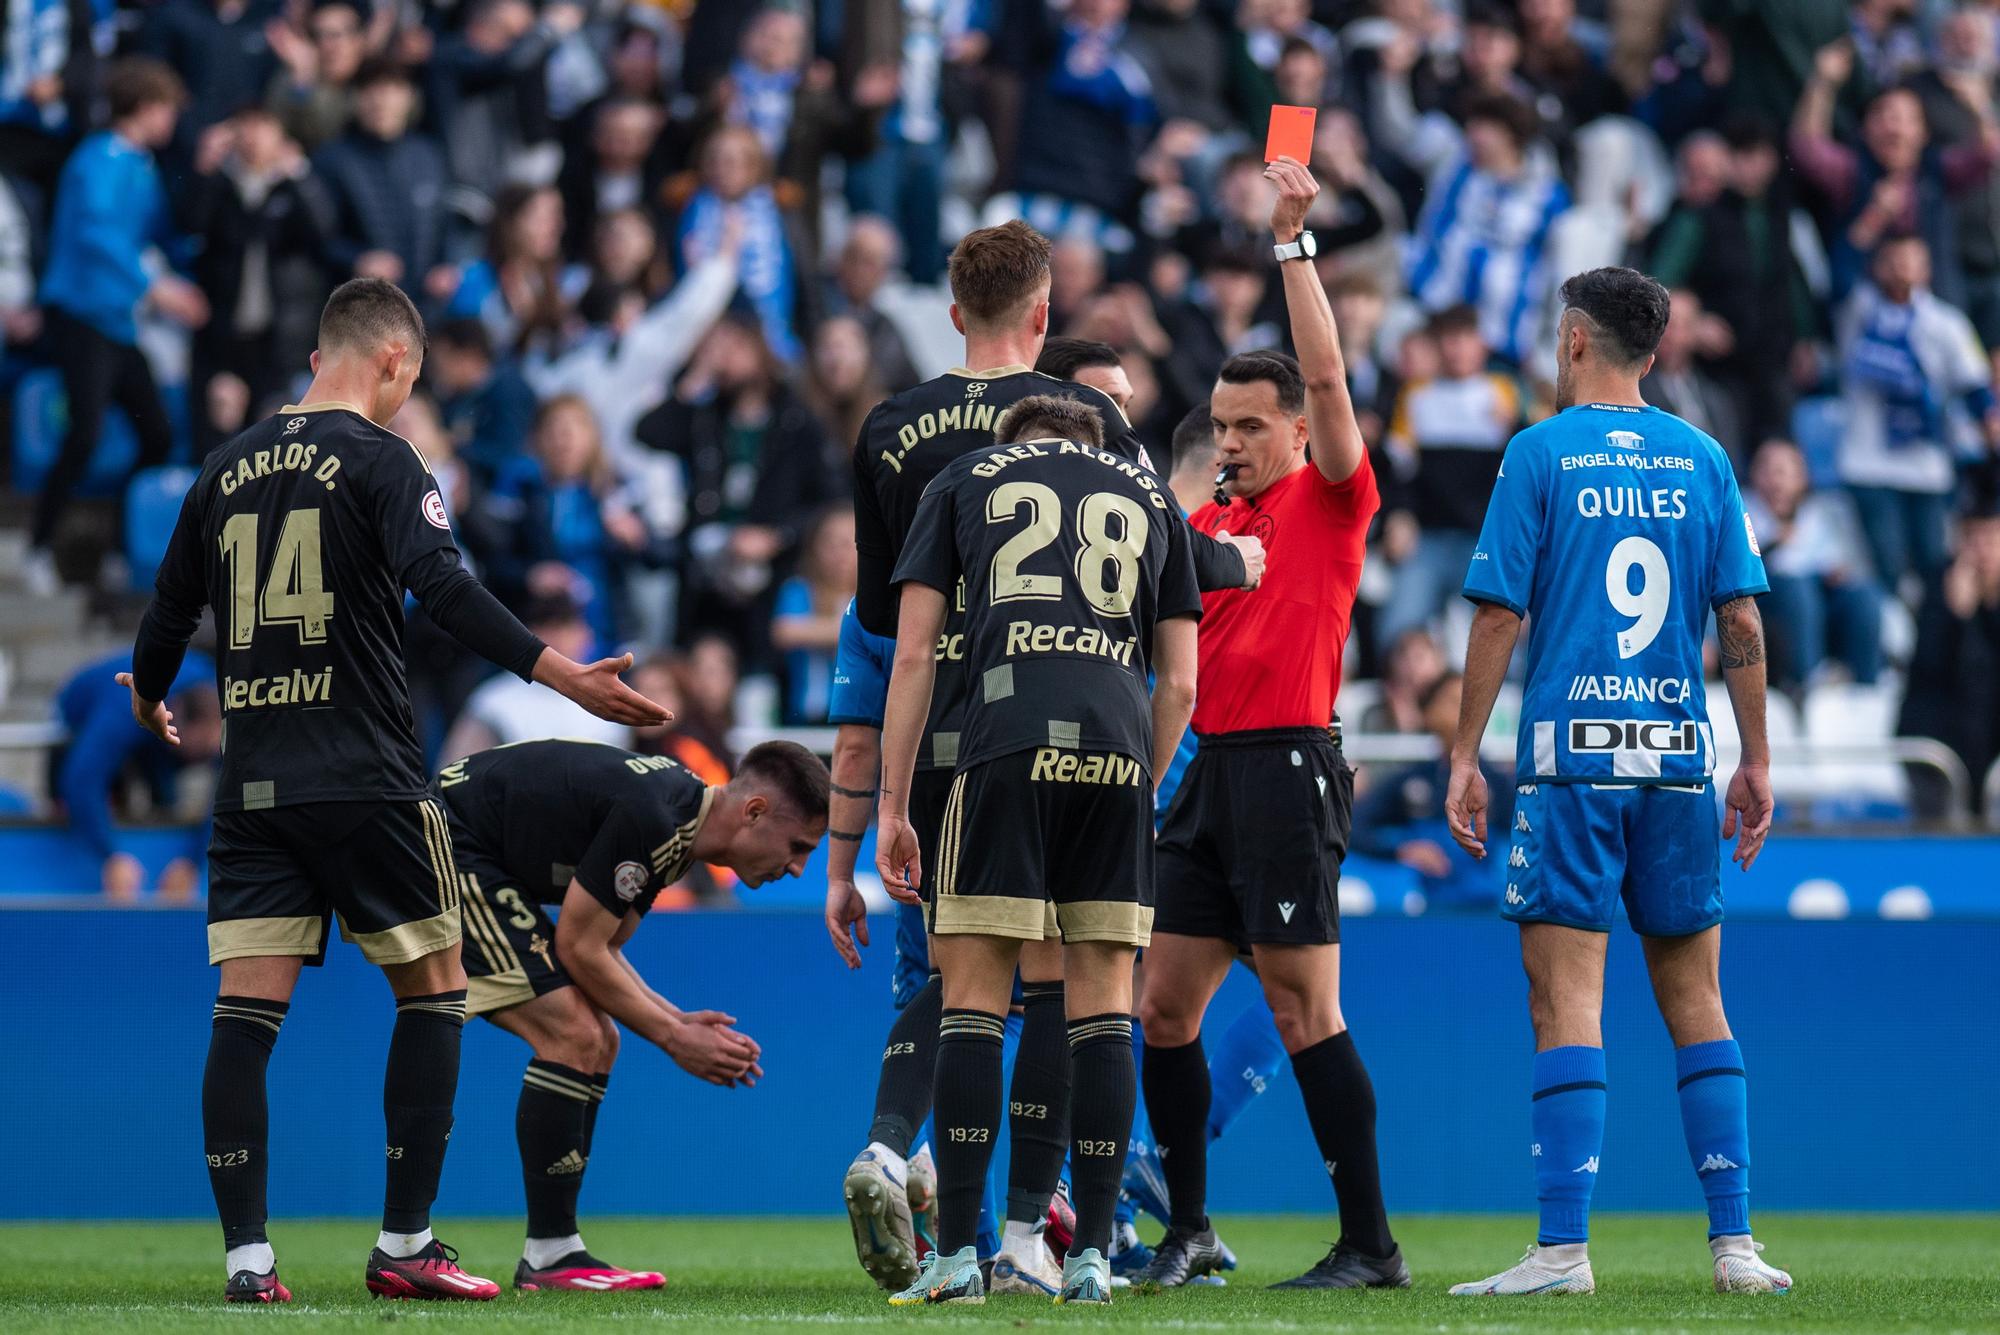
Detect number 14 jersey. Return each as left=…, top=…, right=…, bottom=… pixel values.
left=894, top=438, right=1203, bottom=779
left=153, top=403, right=473, bottom=811
left=1463, top=403, right=1767, bottom=785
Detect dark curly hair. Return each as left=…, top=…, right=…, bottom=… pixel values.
left=1560, top=267, right=1671, bottom=367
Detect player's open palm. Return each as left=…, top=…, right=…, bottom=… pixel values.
left=1445, top=759, right=1489, bottom=858
left=549, top=652, right=673, bottom=726
left=1723, top=764, right=1773, bottom=870
left=826, top=877, right=871, bottom=968
left=116, top=673, right=179, bottom=746
left=875, top=814, right=922, bottom=904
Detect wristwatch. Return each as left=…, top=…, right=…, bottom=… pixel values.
left=1273, top=231, right=1317, bottom=262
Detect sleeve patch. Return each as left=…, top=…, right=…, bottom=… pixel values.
left=1743, top=510, right=1760, bottom=556
left=423, top=490, right=451, bottom=530
left=613, top=861, right=647, bottom=903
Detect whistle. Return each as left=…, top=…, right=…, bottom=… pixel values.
left=1213, top=462, right=1242, bottom=507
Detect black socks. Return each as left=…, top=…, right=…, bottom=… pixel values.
left=381, top=990, right=466, bottom=1234
left=867, top=973, right=942, bottom=1157
left=933, top=1008, right=1006, bottom=1255
left=1066, top=1014, right=1136, bottom=1258
left=517, top=1059, right=594, bottom=1240
left=204, top=996, right=289, bottom=1249
left=1291, top=1030, right=1395, bottom=1257
left=1142, top=1036, right=1212, bottom=1232
left=1005, top=981, right=1070, bottom=1224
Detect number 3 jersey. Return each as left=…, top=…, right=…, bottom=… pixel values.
left=147, top=403, right=541, bottom=811
left=1462, top=403, right=1767, bottom=784
left=893, top=438, right=1203, bottom=778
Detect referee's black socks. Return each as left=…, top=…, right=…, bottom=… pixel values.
left=1292, top=1029, right=1396, bottom=1258
left=1005, top=981, right=1070, bottom=1226
left=867, top=973, right=941, bottom=1158
left=1142, top=1035, right=1212, bottom=1232
left=933, top=1008, right=1007, bottom=1255
left=1066, top=1014, right=1135, bottom=1258
left=204, top=996, right=290, bottom=1253
left=382, top=989, right=467, bottom=1236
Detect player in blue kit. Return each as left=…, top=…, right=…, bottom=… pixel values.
left=1443, top=268, right=1791, bottom=1297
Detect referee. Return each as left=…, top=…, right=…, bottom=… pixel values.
left=1134, top=158, right=1407, bottom=1290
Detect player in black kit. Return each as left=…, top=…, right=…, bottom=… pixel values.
left=841, top=221, right=1265, bottom=1294
left=876, top=395, right=1202, bottom=1306
left=434, top=738, right=827, bottom=1292
left=121, top=279, right=666, bottom=1304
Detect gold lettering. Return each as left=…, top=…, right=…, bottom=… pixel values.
left=1030, top=749, right=1057, bottom=782
left=1078, top=755, right=1105, bottom=784
left=971, top=405, right=996, bottom=432
left=1006, top=622, right=1032, bottom=656
left=1055, top=754, right=1079, bottom=782
left=937, top=405, right=962, bottom=432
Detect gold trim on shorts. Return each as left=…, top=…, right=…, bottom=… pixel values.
left=208, top=914, right=325, bottom=964
left=931, top=893, right=1061, bottom=941
left=1055, top=901, right=1154, bottom=947
left=467, top=969, right=539, bottom=1016
left=338, top=906, right=461, bottom=965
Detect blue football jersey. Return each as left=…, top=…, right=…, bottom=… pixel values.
left=828, top=600, right=896, bottom=729
left=1463, top=402, right=1767, bottom=784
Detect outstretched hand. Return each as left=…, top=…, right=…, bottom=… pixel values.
left=541, top=651, right=672, bottom=727
left=116, top=673, right=179, bottom=746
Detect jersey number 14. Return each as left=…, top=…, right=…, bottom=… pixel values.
left=219, top=509, right=336, bottom=648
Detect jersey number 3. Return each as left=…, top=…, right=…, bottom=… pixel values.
left=986, top=481, right=1149, bottom=617
left=219, top=509, right=336, bottom=648
left=1606, top=535, right=1669, bottom=659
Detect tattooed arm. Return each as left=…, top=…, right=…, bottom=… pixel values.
left=1715, top=596, right=1773, bottom=869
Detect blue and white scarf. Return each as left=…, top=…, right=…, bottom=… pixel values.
left=729, top=58, right=800, bottom=159
left=1845, top=298, right=1939, bottom=449
left=680, top=186, right=800, bottom=363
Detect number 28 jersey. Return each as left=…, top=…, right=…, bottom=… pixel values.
left=1462, top=403, right=1767, bottom=784
left=152, top=403, right=477, bottom=811
left=894, top=438, right=1203, bottom=778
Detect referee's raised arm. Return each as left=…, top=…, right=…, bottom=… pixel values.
left=1267, top=155, right=1367, bottom=488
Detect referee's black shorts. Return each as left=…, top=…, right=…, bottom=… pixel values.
left=1153, top=726, right=1354, bottom=948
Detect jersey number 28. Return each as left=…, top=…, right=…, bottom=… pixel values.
left=985, top=482, right=1149, bottom=617
left=219, top=509, right=336, bottom=648
left=1606, top=535, right=1669, bottom=659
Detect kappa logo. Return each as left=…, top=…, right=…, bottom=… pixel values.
left=1508, top=845, right=1529, bottom=869
left=1698, top=1153, right=1741, bottom=1174
left=1278, top=901, right=1297, bottom=923
left=1516, top=810, right=1531, bottom=833
left=1506, top=884, right=1525, bottom=906
left=1573, top=1157, right=1600, bottom=1174
left=1323, top=1160, right=1338, bottom=1178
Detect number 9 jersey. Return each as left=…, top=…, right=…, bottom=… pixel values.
left=1462, top=403, right=1767, bottom=785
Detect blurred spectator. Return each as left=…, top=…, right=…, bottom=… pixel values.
left=52, top=650, right=219, bottom=901
left=425, top=0, right=582, bottom=221
left=1389, top=90, right=1570, bottom=367
left=557, top=96, right=667, bottom=266
left=1698, top=0, right=1848, bottom=134
left=0, top=174, right=36, bottom=346
left=441, top=591, right=628, bottom=759
left=1350, top=671, right=1511, bottom=910
left=672, top=122, right=803, bottom=361
left=771, top=505, right=858, bottom=725
left=0, top=0, right=86, bottom=189
left=821, top=215, right=921, bottom=393
left=1848, top=0, right=1926, bottom=91
left=263, top=0, right=371, bottom=152
left=638, top=311, right=841, bottom=653
left=1158, top=245, right=1281, bottom=418
left=589, top=206, right=673, bottom=299
left=443, top=182, right=584, bottom=358
left=1329, top=272, right=1394, bottom=445
left=29, top=57, right=208, bottom=596
left=1836, top=234, right=1997, bottom=592
left=428, top=317, right=538, bottom=479
left=1515, top=0, right=1624, bottom=132
left=1792, top=37, right=2000, bottom=305
left=1125, top=0, right=1249, bottom=145
left=676, top=630, right=742, bottom=762
left=1911, top=6, right=2000, bottom=350
left=845, top=0, right=992, bottom=285
left=1358, top=626, right=1447, bottom=735
left=139, top=0, right=280, bottom=146
left=1649, top=116, right=1808, bottom=447
left=308, top=59, right=448, bottom=288
left=183, top=104, right=321, bottom=423
left=1378, top=304, right=1523, bottom=644
left=1899, top=510, right=2000, bottom=821
left=1639, top=286, right=1738, bottom=460
left=484, top=394, right=651, bottom=644
left=1745, top=438, right=1885, bottom=692
left=1304, top=107, right=1404, bottom=278
left=801, top=314, right=888, bottom=450
left=1048, top=234, right=1106, bottom=331
left=628, top=652, right=730, bottom=782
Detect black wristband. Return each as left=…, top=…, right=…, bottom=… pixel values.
left=829, top=828, right=868, bottom=842
left=830, top=782, right=878, bottom=800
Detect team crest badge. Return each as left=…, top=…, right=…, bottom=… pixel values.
left=614, top=861, right=647, bottom=902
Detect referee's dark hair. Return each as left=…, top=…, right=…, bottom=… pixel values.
left=1559, top=267, right=1671, bottom=368
left=319, top=277, right=428, bottom=356
left=1036, top=336, right=1121, bottom=381
left=995, top=394, right=1105, bottom=449
left=733, top=740, right=831, bottom=821
left=1217, top=350, right=1307, bottom=415
left=947, top=219, right=1052, bottom=329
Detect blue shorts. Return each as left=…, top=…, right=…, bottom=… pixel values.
left=891, top=902, right=931, bottom=1009
left=1502, top=783, right=1722, bottom=937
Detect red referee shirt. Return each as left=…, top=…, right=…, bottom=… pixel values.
left=1187, top=454, right=1380, bottom=735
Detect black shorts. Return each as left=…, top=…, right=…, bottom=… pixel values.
left=909, top=765, right=954, bottom=908
left=1154, top=728, right=1353, bottom=948
left=929, top=747, right=1154, bottom=946
left=454, top=845, right=572, bottom=1018
left=207, top=799, right=461, bottom=966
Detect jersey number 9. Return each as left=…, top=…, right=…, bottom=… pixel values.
left=985, top=482, right=1150, bottom=617
left=218, top=509, right=336, bottom=649
left=1606, top=535, right=1669, bottom=659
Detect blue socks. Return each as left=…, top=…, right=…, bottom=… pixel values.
left=1206, top=1004, right=1288, bottom=1141
left=1532, top=1046, right=1606, bottom=1245
left=1675, top=1039, right=1751, bottom=1238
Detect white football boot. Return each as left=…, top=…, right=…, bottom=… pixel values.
left=1712, top=1235, right=1792, bottom=1293
left=1449, top=1243, right=1595, bottom=1296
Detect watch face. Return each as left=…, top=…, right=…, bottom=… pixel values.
left=1300, top=232, right=1317, bottom=257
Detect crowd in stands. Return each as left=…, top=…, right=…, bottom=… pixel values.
left=9, top=0, right=2000, bottom=894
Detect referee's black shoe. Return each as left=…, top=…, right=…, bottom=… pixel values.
left=1135, top=1225, right=1228, bottom=1288
left=1272, top=1242, right=1412, bottom=1290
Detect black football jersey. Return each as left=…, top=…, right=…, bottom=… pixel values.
left=893, top=438, right=1203, bottom=776
left=436, top=739, right=713, bottom=917
left=149, top=403, right=475, bottom=810
left=854, top=366, right=1152, bottom=770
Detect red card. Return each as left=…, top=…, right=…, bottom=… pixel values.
left=1264, top=104, right=1317, bottom=164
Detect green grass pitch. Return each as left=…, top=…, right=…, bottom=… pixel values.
left=2, top=1214, right=1995, bottom=1332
